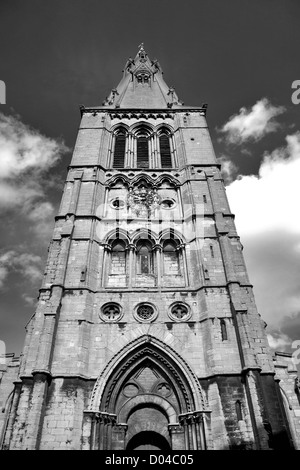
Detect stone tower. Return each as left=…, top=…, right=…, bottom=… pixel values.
left=2, top=45, right=299, bottom=450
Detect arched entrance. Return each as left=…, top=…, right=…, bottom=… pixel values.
left=86, top=335, right=208, bottom=450
left=126, top=431, right=171, bottom=450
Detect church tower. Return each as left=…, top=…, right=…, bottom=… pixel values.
left=3, top=45, right=297, bottom=450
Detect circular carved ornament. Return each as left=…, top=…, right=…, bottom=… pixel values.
left=123, top=383, right=139, bottom=398
left=155, top=382, right=172, bottom=398
left=134, top=303, right=158, bottom=323
left=161, top=199, right=176, bottom=210
left=100, top=303, right=123, bottom=322
left=110, top=198, right=125, bottom=210
left=168, top=302, right=191, bottom=322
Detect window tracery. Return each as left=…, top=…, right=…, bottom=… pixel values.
left=110, top=125, right=175, bottom=169
left=100, top=303, right=122, bottom=322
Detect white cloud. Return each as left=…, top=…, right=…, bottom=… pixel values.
left=22, top=294, right=36, bottom=306
left=220, top=98, right=285, bottom=144
left=0, top=113, right=67, bottom=178
left=217, top=155, right=239, bottom=184
left=226, top=132, right=300, bottom=237
left=226, top=132, right=300, bottom=333
left=267, top=333, right=291, bottom=351
left=23, top=200, right=56, bottom=241
left=0, top=112, right=68, bottom=240
left=0, top=250, right=43, bottom=289
left=0, top=180, right=42, bottom=210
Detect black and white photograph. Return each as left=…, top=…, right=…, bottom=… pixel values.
left=0, top=0, right=299, bottom=454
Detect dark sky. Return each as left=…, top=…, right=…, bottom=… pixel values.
left=0, top=0, right=300, bottom=357
left=1, top=0, right=299, bottom=148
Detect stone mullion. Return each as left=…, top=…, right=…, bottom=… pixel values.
left=127, top=244, right=136, bottom=288
left=131, top=135, right=137, bottom=168
left=124, top=132, right=130, bottom=167
left=170, top=133, right=177, bottom=167
left=153, top=132, right=159, bottom=168
left=126, top=132, right=131, bottom=167
left=149, top=134, right=154, bottom=168
left=153, top=244, right=162, bottom=287
left=132, top=133, right=136, bottom=168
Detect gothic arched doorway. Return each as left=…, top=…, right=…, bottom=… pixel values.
left=86, top=336, right=208, bottom=450
left=127, top=431, right=171, bottom=451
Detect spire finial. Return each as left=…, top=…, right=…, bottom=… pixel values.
left=138, top=42, right=144, bottom=52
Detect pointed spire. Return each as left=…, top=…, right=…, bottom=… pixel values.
left=101, top=47, right=184, bottom=109
left=137, top=42, right=145, bottom=53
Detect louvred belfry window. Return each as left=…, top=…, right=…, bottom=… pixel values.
left=159, top=133, right=172, bottom=168
left=137, top=134, right=149, bottom=168
left=113, top=129, right=126, bottom=168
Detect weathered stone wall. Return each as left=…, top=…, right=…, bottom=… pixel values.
left=2, top=109, right=299, bottom=450
left=0, top=354, right=20, bottom=447
left=273, top=352, right=300, bottom=449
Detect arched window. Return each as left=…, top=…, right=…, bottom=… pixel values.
left=110, top=240, right=126, bottom=274
left=220, top=319, right=227, bottom=341
left=113, top=129, right=126, bottom=168
left=159, top=132, right=172, bottom=168
left=163, top=240, right=179, bottom=274
left=137, top=242, right=153, bottom=274
left=136, top=130, right=149, bottom=168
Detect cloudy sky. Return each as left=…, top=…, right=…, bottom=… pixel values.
left=0, top=0, right=299, bottom=358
